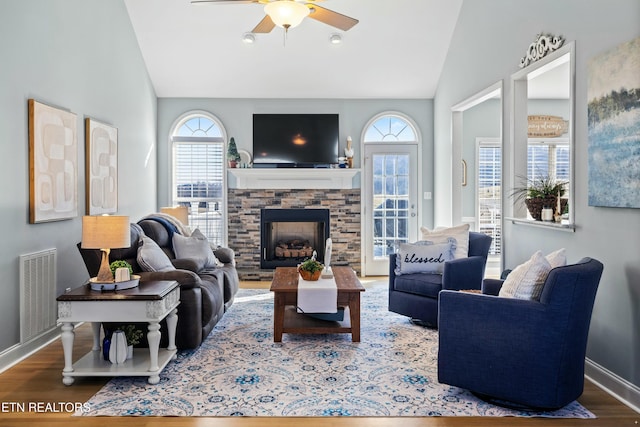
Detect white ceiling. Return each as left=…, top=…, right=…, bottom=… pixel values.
left=123, top=0, right=464, bottom=99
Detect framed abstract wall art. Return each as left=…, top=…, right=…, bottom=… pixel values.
left=28, top=99, right=78, bottom=223
left=587, top=36, right=640, bottom=208
left=85, top=118, right=118, bottom=215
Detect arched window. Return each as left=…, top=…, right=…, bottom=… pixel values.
left=170, top=111, right=227, bottom=246
left=363, top=114, right=417, bottom=142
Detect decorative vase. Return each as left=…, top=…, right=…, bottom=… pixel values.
left=109, top=330, right=128, bottom=364
left=541, top=207, right=554, bottom=221
left=102, top=335, right=111, bottom=361
left=299, top=269, right=322, bottom=281
left=228, top=160, right=237, bottom=168
left=126, top=345, right=134, bottom=360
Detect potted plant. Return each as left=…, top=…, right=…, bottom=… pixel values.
left=511, top=174, right=568, bottom=221
left=122, top=324, right=143, bottom=359
left=227, top=137, right=240, bottom=168
left=109, top=260, right=133, bottom=277
left=297, top=258, right=324, bottom=281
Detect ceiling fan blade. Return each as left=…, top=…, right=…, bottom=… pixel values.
left=306, top=4, right=358, bottom=31
left=252, top=14, right=276, bottom=33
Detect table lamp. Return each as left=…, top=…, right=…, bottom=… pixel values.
left=81, top=215, right=130, bottom=283
left=160, top=206, right=189, bottom=225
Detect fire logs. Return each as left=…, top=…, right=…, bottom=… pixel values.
left=274, top=240, right=313, bottom=258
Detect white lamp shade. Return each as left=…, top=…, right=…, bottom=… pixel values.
left=81, top=215, right=130, bottom=250
left=160, top=206, right=189, bottom=225
left=264, top=1, right=309, bottom=29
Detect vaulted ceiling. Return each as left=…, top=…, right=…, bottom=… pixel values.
left=123, top=0, right=464, bottom=99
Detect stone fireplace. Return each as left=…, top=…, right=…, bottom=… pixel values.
left=228, top=188, right=361, bottom=281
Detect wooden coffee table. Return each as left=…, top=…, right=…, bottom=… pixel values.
left=270, top=266, right=365, bottom=342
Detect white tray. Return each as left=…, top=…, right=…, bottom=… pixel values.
left=89, top=275, right=140, bottom=291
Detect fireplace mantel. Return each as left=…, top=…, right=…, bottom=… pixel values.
left=229, top=168, right=360, bottom=189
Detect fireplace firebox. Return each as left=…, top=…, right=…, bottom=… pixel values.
left=260, top=208, right=330, bottom=269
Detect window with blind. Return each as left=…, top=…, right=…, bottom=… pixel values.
left=478, top=143, right=501, bottom=255
left=171, top=114, right=227, bottom=246
left=527, top=139, right=570, bottom=205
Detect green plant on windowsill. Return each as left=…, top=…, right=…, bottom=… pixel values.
left=510, top=174, right=568, bottom=221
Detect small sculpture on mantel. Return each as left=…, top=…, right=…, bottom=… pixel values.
left=344, top=136, right=354, bottom=168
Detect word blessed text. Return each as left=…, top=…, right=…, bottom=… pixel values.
left=404, top=252, right=445, bottom=264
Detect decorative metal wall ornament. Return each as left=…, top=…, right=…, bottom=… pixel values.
left=519, top=34, right=565, bottom=68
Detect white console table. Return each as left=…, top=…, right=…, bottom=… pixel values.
left=56, top=280, right=180, bottom=386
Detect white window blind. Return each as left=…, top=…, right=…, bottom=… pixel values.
left=478, top=143, right=501, bottom=255
left=171, top=114, right=227, bottom=246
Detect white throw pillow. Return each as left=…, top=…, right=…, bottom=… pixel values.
left=172, top=228, right=219, bottom=269
left=546, top=248, right=567, bottom=268
left=499, top=250, right=552, bottom=300
left=420, top=223, right=470, bottom=259
left=395, top=239, right=455, bottom=275
left=137, top=235, right=175, bottom=272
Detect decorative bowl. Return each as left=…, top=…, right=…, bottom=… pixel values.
left=299, top=269, right=322, bottom=281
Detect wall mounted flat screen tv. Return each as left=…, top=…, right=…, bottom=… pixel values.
left=253, top=114, right=339, bottom=167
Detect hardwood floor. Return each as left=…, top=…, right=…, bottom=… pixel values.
left=0, top=280, right=637, bottom=427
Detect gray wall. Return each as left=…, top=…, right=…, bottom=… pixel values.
left=0, top=1, right=157, bottom=353
left=156, top=98, right=434, bottom=226
left=435, top=0, right=640, bottom=388
left=461, top=98, right=501, bottom=218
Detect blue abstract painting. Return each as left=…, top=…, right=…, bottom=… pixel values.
left=587, top=36, right=640, bottom=208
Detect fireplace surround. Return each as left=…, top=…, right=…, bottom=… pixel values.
left=228, top=188, right=361, bottom=281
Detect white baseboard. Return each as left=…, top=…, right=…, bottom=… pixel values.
left=585, top=357, right=640, bottom=414
left=0, top=326, right=62, bottom=375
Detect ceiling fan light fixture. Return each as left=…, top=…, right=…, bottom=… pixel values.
left=264, top=1, right=309, bottom=30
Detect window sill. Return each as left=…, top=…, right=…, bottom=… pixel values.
left=506, top=217, right=576, bottom=232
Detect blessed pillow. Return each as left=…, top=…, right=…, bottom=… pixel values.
left=137, top=235, right=175, bottom=272
left=420, top=223, right=470, bottom=259
left=498, top=250, right=551, bottom=300
left=172, top=228, right=219, bottom=269
left=395, top=239, right=455, bottom=275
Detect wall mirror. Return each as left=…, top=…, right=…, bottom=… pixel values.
left=510, top=41, right=575, bottom=229
left=451, top=81, right=503, bottom=271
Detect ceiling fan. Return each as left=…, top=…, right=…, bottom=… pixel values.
left=190, top=0, right=359, bottom=34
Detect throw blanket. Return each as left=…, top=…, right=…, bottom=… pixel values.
left=297, top=276, right=337, bottom=314
left=140, top=213, right=192, bottom=237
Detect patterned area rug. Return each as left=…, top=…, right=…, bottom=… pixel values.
left=78, top=283, right=595, bottom=417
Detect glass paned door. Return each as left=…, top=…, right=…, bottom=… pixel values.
left=364, top=144, right=418, bottom=275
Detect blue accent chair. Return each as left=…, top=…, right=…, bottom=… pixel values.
left=388, top=232, right=493, bottom=328
left=437, top=257, right=604, bottom=410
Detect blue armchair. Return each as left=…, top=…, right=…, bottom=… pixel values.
left=437, top=257, right=604, bottom=410
left=388, top=231, right=492, bottom=327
